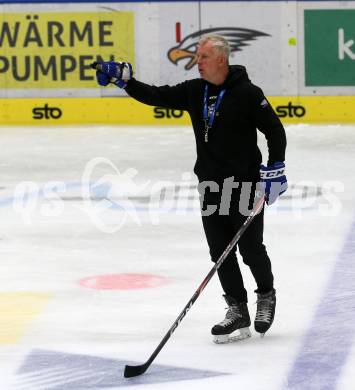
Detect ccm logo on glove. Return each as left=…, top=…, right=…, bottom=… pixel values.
left=260, top=168, right=285, bottom=179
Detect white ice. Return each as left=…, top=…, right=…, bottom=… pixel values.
left=0, top=124, right=354, bottom=390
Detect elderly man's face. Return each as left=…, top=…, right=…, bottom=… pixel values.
left=196, top=41, right=227, bottom=84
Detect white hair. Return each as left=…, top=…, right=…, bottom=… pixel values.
left=198, top=34, right=230, bottom=59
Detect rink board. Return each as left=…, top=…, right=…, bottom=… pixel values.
left=0, top=96, right=355, bottom=125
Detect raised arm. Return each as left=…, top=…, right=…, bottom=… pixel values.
left=92, top=60, right=190, bottom=111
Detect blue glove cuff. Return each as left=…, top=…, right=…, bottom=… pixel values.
left=260, top=161, right=285, bottom=180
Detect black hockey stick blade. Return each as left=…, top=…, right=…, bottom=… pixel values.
left=124, top=362, right=149, bottom=378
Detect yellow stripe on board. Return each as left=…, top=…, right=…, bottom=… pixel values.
left=269, top=96, right=355, bottom=124
left=0, top=96, right=355, bottom=125
left=0, top=292, right=51, bottom=344
left=0, top=97, right=190, bottom=125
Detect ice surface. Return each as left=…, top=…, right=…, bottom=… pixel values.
left=0, top=124, right=354, bottom=389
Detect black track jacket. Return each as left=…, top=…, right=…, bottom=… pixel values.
left=125, top=65, right=286, bottom=182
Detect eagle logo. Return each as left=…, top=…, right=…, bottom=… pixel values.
left=167, top=27, right=270, bottom=70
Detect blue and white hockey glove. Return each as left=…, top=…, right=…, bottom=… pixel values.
left=94, top=61, right=133, bottom=88
left=260, top=161, right=288, bottom=205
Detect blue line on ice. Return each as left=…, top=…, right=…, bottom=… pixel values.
left=285, top=215, right=355, bottom=389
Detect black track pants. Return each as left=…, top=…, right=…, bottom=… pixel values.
left=201, top=188, right=274, bottom=303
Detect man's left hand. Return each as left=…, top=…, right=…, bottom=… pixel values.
left=260, top=161, right=288, bottom=205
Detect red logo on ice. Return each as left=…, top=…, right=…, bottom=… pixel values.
left=78, top=273, right=171, bottom=290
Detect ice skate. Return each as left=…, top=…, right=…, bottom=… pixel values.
left=254, top=288, right=276, bottom=337
left=211, top=295, right=251, bottom=344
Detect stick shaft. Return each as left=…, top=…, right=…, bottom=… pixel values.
left=124, top=196, right=265, bottom=377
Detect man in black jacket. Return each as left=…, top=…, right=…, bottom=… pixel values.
left=94, top=34, right=287, bottom=343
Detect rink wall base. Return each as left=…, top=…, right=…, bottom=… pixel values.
left=1, top=96, right=355, bottom=125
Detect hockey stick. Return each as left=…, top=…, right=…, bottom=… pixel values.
left=124, top=195, right=265, bottom=378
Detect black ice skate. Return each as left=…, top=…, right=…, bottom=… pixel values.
left=254, top=288, right=276, bottom=337
left=211, top=295, right=251, bottom=344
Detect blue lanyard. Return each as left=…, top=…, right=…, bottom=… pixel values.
left=203, top=84, right=226, bottom=142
